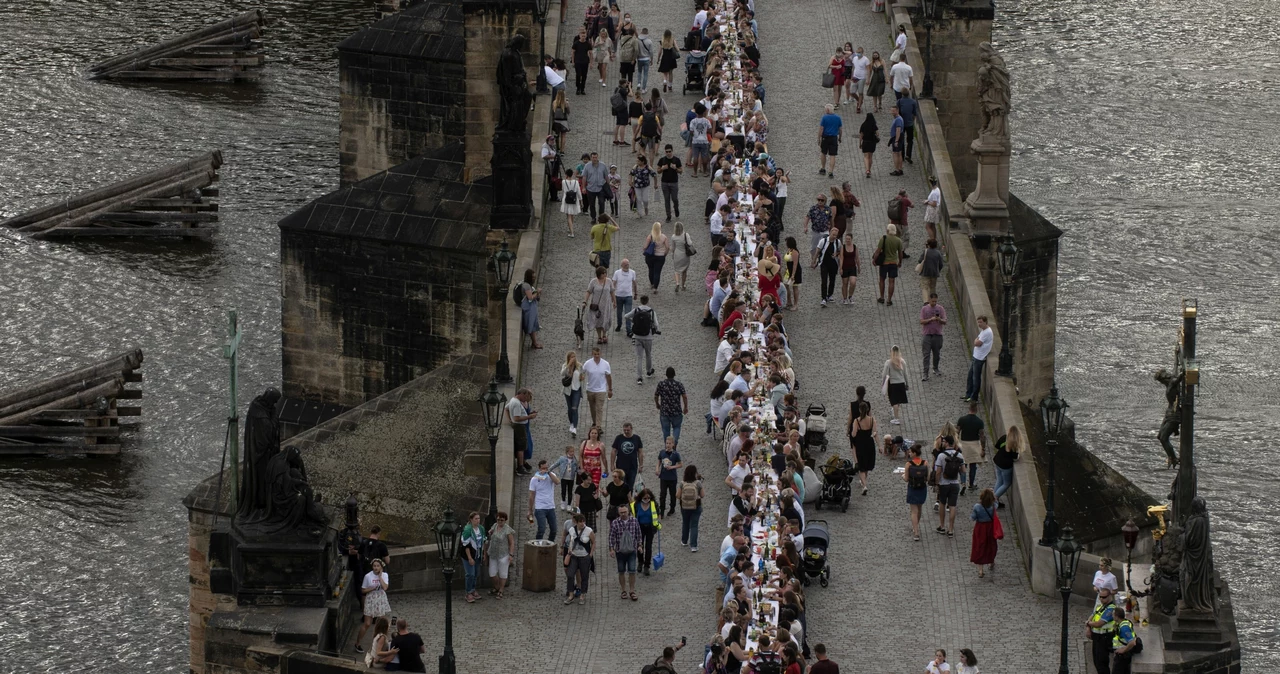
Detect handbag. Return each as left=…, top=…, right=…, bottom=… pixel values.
left=562, top=373, right=574, bottom=388
left=915, top=260, right=924, bottom=274
left=880, top=375, right=889, bottom=397
left=643, top=239, right=657, bottom=256
left=588, top=251, right=600, bottom=268
left=872, top=235, right=886, bottom=266
left=993, top=510, right=1005, bottom=540
left=684, top=235, right=698, bottom=257
left=652, top=531, right=665, bottom=570
left=821, top=71, right=836, bottom=89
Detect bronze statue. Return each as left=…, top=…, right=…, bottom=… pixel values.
left=236, top=388, right=281, bottom=521
left=1179, top=496, right=1217, bottom=613
left=496, top=34, right=533, bottom=134
left=975, top=42, right=1010, bottom=142
left=1154, top=368, right=1182, bottom=467
left=261, top=446, right=330, bottom=535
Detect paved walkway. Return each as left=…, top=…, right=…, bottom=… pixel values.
left=390, top=1, right=1092, bottom=672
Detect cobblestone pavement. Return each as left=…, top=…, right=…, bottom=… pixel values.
left=389, top=0, right=1092, bottom=672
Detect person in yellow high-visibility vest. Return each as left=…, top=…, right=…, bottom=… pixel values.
left=1086, top=587, right=1118, bottom=674
left=1111, top=607, right=1142, bottom=674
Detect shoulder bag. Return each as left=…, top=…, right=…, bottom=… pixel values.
left=684, top=234, right=698, bottom=257
left=821, top=71, right=836, bottom=89
left=872, top=235, right=886, bottom=266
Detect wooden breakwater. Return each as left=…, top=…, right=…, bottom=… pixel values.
left=0, top=151, right=222, bottom=240
left=87, top=10, right=266, bottom=82
left=0, top=350, right=144, bottom=456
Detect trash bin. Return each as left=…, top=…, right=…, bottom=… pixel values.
left=522, top=539, right=558, bottom=592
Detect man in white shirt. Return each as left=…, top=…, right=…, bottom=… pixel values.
left=725, top=424, right=750, bottom=466
left=709, top=203, right=730, bottom=247
left=506, top=388, right=536, bottom=475
left=725, top=453, right=751, bottom=494
left=729, top=368, right=752, bottom=395
left=692, top=8, right=708, bottom=32
left=543, top=59, right=565, bottom=96
left=890, top=54, right=915, bottom=100
left=714, top=330, right=740, bottom=373
left=849, top=47, right=871, bottom=112
left=612, top=260, right=637, bottom=336
left=963, top=315, right=993, bottom=403
left=527, top=459, right=561, bottom=541
left=582, top=347, right=613, bottom=428
left=923, top=177, right=942, bottom=245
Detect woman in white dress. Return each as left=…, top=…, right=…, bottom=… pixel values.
left=560, top=168, right=582, bottom=238
left=582, top=266, right=615, bottom=344
left=355, top=558, right=391, bottom=653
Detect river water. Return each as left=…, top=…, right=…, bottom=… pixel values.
left=1000, top=0, right=1279, bottom=667
left=0, top=0, right=1271, bottom=671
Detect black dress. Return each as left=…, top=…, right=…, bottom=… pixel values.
left=658, top=46, right=679, bottom=73
left=851, top=410, right=877, bottom=472
left=859, top=121, right=879, bottom=154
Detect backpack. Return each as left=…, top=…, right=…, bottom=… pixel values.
left=512, top=282, right=525, bottom=307
left=753, top=654, right=784, bottom=674
left=641, top=112, right=659, bottom=137
left=642, top=660, right=677, bottom=674
left=680, top=481, right=699, bottom=510
left=564, top=184, right=578, bottom=205
left=632, top=307, right=654, bottom=336
left=611, top=92, right=627, bottom=115
left=887, top=196, right=902, bottom=221
left=907, top=459, right=929, bottom=489
left=617, top=525, right=637, bottom=554
left=942, top=449, right=964, bottom=480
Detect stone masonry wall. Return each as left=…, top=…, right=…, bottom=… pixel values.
left=339, top=52, right=466, bottom=185
left=280, top=230, right=489, bottom=407
left=462, top=8, right=536, bottom=181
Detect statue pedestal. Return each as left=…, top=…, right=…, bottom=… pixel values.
left=490, top=130, right=533, bottom=230
left=218, top=525, right=342, bottom=608
left=964, top=135, right=1011, bottom=236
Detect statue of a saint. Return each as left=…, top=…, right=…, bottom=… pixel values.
left=261, top=446, right=330, bottom=535
left=975, top=42, right=1010, bottom=142
left=1154, top=368, right=1183, bottom=467
left=236, top=388, right=281, bottom=522
left=496, top=34, right=533, bottom=134
left=1179, top=496, right=1217, bottom=613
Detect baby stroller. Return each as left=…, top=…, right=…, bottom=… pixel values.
left=683, top=50, right=706, bottom=95
left=802, top=403, right=829, bottom=453
left=815, top=457, right=853, bottom=513
left=800, top=520, right=831, bottom=587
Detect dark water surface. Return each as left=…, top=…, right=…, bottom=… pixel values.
left=0, top=1, right=367, bottom=670
left=1000, top=0, right=1279, bottom=667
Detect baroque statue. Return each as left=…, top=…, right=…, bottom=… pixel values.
left=975, top=42, right=1010, bottom=142
left=496, top=34, right=533, bottom=134
left=260, top=446, right=330, bottom=535
left=1154, top=368, right=1183, bottom=467
left=235, top=388, right=281, bottom=522
left=1179, top=496, right=1217, bottom=613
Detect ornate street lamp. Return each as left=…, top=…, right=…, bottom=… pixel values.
left=434, top=506, right=462, bottom=674
left=533, top=0, right=551, bottom=94
left=1038, top=385, right=1068, bottom=546
left=480, top=379, right=507, bottom=527
left=918, top=0, right=947, bottom=99
left=995, top=236, right=1020, bottom=377
left=492, top=238, right=516, bottom=383
left=1052, top=526, right=1084, bottom=674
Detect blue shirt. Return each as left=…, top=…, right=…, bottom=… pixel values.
left=658, top=450, right=682, bottom=481
left=897, top=96, right=919, bottom=126
left=819, top=113, right=843, bottom=137
left=890, top=116, right=905, bottom=141
left=719, top=546, right=737, bottom=586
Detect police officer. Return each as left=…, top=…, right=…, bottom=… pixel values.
left=1086, top=586, right=1118, bottom=674
left=1111, top=606, right=1141, bottom=674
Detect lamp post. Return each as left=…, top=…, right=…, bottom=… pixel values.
left=534, top=0, right=551, bottom=94
left=480, top=379, right=507, bottom=528
left=434, top=506, right=462, bottom=674
left=1038, top=385, right=1068, bottom=546
left=1052, top=526, right=1084, bottom=674
left=994, top=236, right=1020, bottom=377
left=918, top=0, right=944, bottom=99
left=492, top=238, right=516, bottom=383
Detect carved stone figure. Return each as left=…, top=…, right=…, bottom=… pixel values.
left=261, top=446, right=330, bottom=535
left=497, top=34, right=533, bottom=134
left=975, top=42, right=1010, bottom=142
left=1150, top=521, right=1184, bottom=615
left=236, top=388, right=281, bottom=521
left=1179, top=496, right=1217, bottom=613
left=1155, top=368, right=1183, bottom=467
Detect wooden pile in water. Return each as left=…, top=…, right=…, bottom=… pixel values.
left=0, top=151, right=221, bottom=240
left=87, top=10, right=266, bottom=82
left=0, top=350, right=144, bottom=456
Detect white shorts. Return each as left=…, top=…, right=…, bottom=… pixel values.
left=851, top=77, right=866, bottom=96
left=488, top=555, right=511, bottom=579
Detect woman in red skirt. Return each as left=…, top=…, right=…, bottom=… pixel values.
left=970, top=488, right=999, bottom=577
left=828, top=46, right=847, bottom=109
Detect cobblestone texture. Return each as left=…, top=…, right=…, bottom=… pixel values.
left=384, top=0, right=1095, bottom=672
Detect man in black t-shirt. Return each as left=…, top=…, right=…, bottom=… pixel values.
left=359, top=525, right=390, bottom=578
left=611, top=423, right=645, bottom=492
left=955, top=401, right=987, bottom=494
left=656, top=145, right=683, bottom=222
left=388, top=618, right=426, bottom=672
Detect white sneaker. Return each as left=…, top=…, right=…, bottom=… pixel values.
left=890, top=418, right=901, bottom=425
left=570, top=425, right=578, bottom=436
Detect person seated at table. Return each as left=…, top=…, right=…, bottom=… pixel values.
left=787, top=518, right=805, bottom=552
left=721, top=518, right=745, bottom=557
left=722, top=407, right=744, bottom=459
left=776, top=540, right=800, bottom=574
left=724, top=625, right=750, bottom=674
left=728, top=483, right=760, bottom=526
left=732, top=581, right=754, bottom=616
left=723, top=573, right=746, bottom=607
left=750, top=637, right=784, bottom=672
left=723, top=359, right=743, bottom=385
left=719, top=298, right=744, bottom=338
left=778, top=489, right=804, bottom=530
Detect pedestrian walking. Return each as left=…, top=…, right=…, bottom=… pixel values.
left=882, top=345, right=909, bottom=424
left=888, top=105, right=905, bottom=176
left=655, top=435, right=683, bottom=516
left=658, top=30, right=679, bottom=92
left=611, top=422, right=645, bottom=491
left=926, top=649, right=950, bottom=674
left=642, top=222, right=670, bottom=291
left=970, top=488, right=999, bottom=577
left=561, top=168, right=582, bottom=237
left=582, top=152, right=609, bottom=220
left=657, top=145, right=683, bottom=223
left=548, top=444, right=580, bottom=511
left=956, top=401, right=987, bottom=493
left=874, top=223, right=903, bottom=305
left=669, top=222, right=694, bottom=291
left=542, top=135, right=561, bottom=203
left=867, top=52, right=887, bottom=112
left=827, top=46, right=847, bottom=110
left=818, top=104, right=842, bottom=177
left=923, top=177, right=942, bottom=249
left=617, top=25, right=637, bottom=84
left=934, top=436, right=964, bottom=536
left=551, top=90, right=570, bottom=148
left=606, top=164, right=622, bottom=216
left=592, top=28, right=611, bottom=86
left=890, top=189, right=914, bottom=252
left=963, top=315, right=994, bottom=402
left=809, top=644, right=839, bottom=674
left=828, top=186, right=848, bottom=241
left=625, top=295, right=658, bottom=383
left=890, top=53, right=914, bottom=99
left=571, top=26, right=591, bottom=94
left=354, top=558, right=391, bottom=653
left=859, top=113, right=880, bottom=176
left=919, top=239, right=944, bottom=304
left=630, top=156, right=657, bottom=218
left=562, top=512, right=595, bottom=605
left=487, top=512, right=516, bottom=599
left=784, top=236, right=802, bottom=309
left=612, top=258, right=636, bottom=335
left=847, top=400, right=877, bottom=495
left=609, top=503, right=642, bottom=601
left=679, top=465, right=704, bottom=551
left=561, top=351, right=583, bottom=436
left=518, top=268, right=543, bottom=349
left=637, top=103, right=663, bottom=165
left=688, top=103, right=713, bottom=177
left=578, top=425, right=607, bottom=486
left=505, top=387, right=536, bottom=475
left=527, top=459, right=561, bottom=541
left=991, top=424, right=1021, bottom=508
left=460, top=512, right=486, bottom=603
left=920, top=292, right=947, bottom=380
left=895, top=24, right=909, bottom=55
left=898, top=90, right=919, bottom=164
left=636, top=27, right=654, bottom=91
left=840, top=232, right=860, bottom=304
left=955, top=649, right=980, bottom=674
left=803, top=193, right=832, bottom=256
left=584, top=266, right=616, bottom=344
left=903, top=444, right=930, bottom=541
left=655, top=366, right=688, bottom=444
left=582, top=347, right=613, bottom=428
left=633, top=488, right=660, bottom=575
